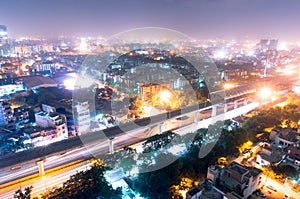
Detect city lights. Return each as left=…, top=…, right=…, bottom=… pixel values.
left=63, top=74, right=95, bottom=90
left=278, top=41, right=289, bottom=51
left=79, top=37, right=88, bottom=52
left=1, top=2, right=300, bottom=198
left=223, top=82, right=235, bottom=90
left=258, top=87, right=273, bottom=100
left=213, top=50, right=227, bottom=59
left=159, top=90, right=172, bottom=102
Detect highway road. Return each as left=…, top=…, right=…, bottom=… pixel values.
left=0, top=161, right=92, bottom=199
left=0, top=102, right=260, bottom=197
left=0, top=83, right=258, bottom=171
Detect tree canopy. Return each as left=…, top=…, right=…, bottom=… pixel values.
left=41, top=161, right=122, bottom=199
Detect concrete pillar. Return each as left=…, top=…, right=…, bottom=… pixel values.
left=234, top=100, right=238, bottom=109
left=109, top=138, right=114, bottom=153
left=194, top=111, right=199, bottom=123
left=224, top=104, right=228, bottom=113
left=158, top=123, right=163, bottom=135
left=37, top=160, right=45, bottom=176
left=212, top=105, right=217, bottom=117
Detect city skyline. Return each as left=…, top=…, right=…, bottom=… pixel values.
left=1, top=0, right=300, bottom=41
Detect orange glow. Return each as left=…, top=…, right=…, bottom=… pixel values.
left=160, top=90, right=172, bottom=102
left=258, top=87, right=272, bottom=99
left=223, top=83, right=235, bottom=90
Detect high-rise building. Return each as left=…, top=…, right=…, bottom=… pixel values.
left=0, top=101, right=14, bottom=131
left=0, top=25, right=8, bottom=45
left=0, top=25, right=11, bottom=56
left=73, top=101, right=91, bottom=135
left=260, top=39, right=278, bottom=51
left=260, top=39, right=269, bottom=50
left=0, top=102, right=12, bottom=124
left=269, top=39, right=278, bottom=51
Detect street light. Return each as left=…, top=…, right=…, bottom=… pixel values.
left=258, top=87, right=272, bottom=100
left=223, top=83, right=235, bottom=90
left=160, top=90, right=172, bottom=102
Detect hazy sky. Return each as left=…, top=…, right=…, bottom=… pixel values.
left=1, top=0, right=300, bottom=41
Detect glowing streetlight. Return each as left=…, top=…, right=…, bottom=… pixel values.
left=160, top=90, right=172, bottom=102
left=213, top=50, right=226, bottom=59
left=223, top=83, right=235, bottom=90
left=79, top=37, right=88, bottom=52
left=258, top=87, right=272, bottom=100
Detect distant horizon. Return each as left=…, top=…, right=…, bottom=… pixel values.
left=1, top=0, right=300, bottom=42
left=2, top=30, right=295, bottom=44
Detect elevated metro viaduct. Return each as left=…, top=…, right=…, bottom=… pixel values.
left=0, top=86, right=256, bottom=175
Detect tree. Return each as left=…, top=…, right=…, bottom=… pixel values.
left=128, top=96, right=143, bottom=118
left=133, top=153, right=180, bottom=199
left=42, top=161, right=122, bottom=199
left=14, top=186, right=33, bottom=199
left=119, top=155, right=136, bottom=174
left=272, top=165, right=298, bottom=178
left=243, top=104, right=300, bottom=133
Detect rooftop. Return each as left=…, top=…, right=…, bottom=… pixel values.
left=187, top=179, right=224, bottom=199
left=22, top=75, right=57, bottom=89
left=22, top=126, right=56, bottom=135
left=230, top=163, right=248, bottom=175
left=187, top=186, right=201, bottom=197
left=248, top=167, right=263, bottom=178
left=258, top=146, right=283, bottom=164
left=278, top=128, right=299, bottom=142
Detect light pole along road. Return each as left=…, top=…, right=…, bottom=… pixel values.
left=0, top=101, right=260, bottom=199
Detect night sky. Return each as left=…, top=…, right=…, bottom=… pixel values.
left=1, top=0, right=300, bottom=41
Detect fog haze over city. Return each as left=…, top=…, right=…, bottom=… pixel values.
left=1, top=0, right=300, bottom=41
left=1, top=1, right=300, bottom=199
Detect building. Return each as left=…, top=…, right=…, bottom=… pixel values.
left=33, top=61, right=55, bottom=76
left=140, top=83, right=171, bottom=101
left=259, top=39, right=278, bottom=51
left=0, top=25, right=11, bottom=56
left=186, top=178, right=226, bottom=199
left=207, top=162, right=262, bottom=199
left=256, top=145, right=283, bottom=167
left=35, top=105, right=68, bottom=139
left=13, top=105, right=31, bottom=130
left=106, top=50, right=206, bottom=96
left=0, top=77, right=25, bottom=97
left=270, top=128, right=299, bottom=148
left=22, top=126, right=60, bottom=146
left=0, top=101, right=14, bottom=131
left=269, top=39, right=278, bottom=51
left=286, top=143, right=300, bottom=169
left=22, top=76, right=57, bottom=90
left=0, top=25, right=8, bottom=45
left=73, top=101, right=91, bottom=135
left=41, top=104, right=56, bottom=113
left=14, top=44, right=54, bottom=56
left=0, top=62, right=19, bottom=74
left=260, top=39, right=269, bottom=51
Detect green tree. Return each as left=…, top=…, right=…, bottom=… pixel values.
left=42, top=161, right=122, bottom=199
left=14, top=186, right=33, bottom=199
left=134, top=153, right=180, bottom=199
left=119, top=155, right=136, bottom=174
left=272, top=165, right=298, bottom=178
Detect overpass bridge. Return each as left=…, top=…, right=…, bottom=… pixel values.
left=0, top=86, right=257, bottom=180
